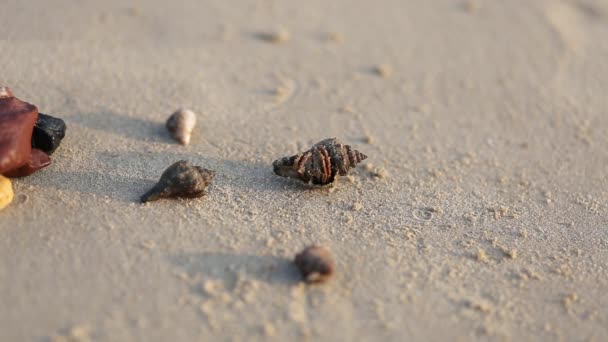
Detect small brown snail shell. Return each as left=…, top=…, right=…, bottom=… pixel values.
left=141, top=160, right=215, bottom=203
left=273, top=138, right=367, bottom=185
left=166, top=109, right=196, bottom=145
left=294, top=245, right=335, bottom=284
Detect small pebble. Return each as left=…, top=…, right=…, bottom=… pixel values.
left=294, top=245, right=335, bottom=284
left=32, top=113, right=67, bottom=155
left=141, top=160, right=215, bottom=203
left=263, top=322, right=276, bottom=337
left=475, top=249, right=488, bottom=263
left=326, top=31, right=344, bottom=43
left=373, top=64, right=393, bottom=78
left=16, top=193, right=28, bottom=204
left=503, top=248, right=518, bottom=259
left=0, top=175, right=14, bottom=210
left=166, top=109, right=196, bottom=145
left=258, top=29, right=290, bottom=44
left=464, top=0, right=481, bottom=13
left=563, top=292, right=579, bottom=310
left=370, top=167, right=388, bottom=179
left=339, top=105, right=355, bottom=114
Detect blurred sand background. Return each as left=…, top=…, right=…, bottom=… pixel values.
left=1, top=0, right=607, bottom=340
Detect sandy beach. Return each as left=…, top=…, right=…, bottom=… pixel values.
left=1, top=0, right=607, bottom=340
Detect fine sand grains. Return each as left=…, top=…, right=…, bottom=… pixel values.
left=1, top=1, right=607, bottom=341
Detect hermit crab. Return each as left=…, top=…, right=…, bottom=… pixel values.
left=272, top=138, right=367, bottom=185
left=141, top=160, right=215, bottom=203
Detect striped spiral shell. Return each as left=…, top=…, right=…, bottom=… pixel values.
left=272, top=138, right=367, bottom=185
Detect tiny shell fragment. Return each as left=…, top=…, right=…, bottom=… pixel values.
left=294, top=245, right=335, bottom=284
left=273, top=138, right=367, bottom=185
left=0, top=174, right=14, bottom=210
left=166, top=109, right=196, bottom=145
left=141, top=160, right=215, bottom=203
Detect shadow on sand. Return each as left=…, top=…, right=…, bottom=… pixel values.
left=168, top=252, right=301, bottom=290
left=69, top=110, right=174, bottom=143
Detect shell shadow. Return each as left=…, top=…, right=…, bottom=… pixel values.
left=29, top=148, right=339, bottom=204
left=210, top=158, right=330, bottom=193
left=69, top=110, right=173, bottom=143
left=168, top=252, right=301, bottom=289
left=91, top=149, right=319, bottom=195
left=27, top=169, right=152, bottom=204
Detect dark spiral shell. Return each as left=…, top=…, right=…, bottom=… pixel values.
left=141, top=160, right=215, bottom=203
left=294, top=245, right=335, bottom=284
left=272, top=138, right=367, bottom=185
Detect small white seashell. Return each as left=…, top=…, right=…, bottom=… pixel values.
left=166, top=108, right=197, bottom=145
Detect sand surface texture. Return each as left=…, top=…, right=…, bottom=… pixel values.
left=1, top=0, right=607, bottom=341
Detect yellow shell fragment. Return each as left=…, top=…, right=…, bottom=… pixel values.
left=0, top=175, right=14, bottom=210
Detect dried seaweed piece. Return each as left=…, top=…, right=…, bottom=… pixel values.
left=32, top=113, right=66, bottom=155
left=294, top=245, right=335, bottom=284
left=273, top=138, right=367, bottom=185
left=166, top=109, right=196, bottom=145
left=0, top=175, right=14, bottom=210
left=141, top=160, right=215, bottom=203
